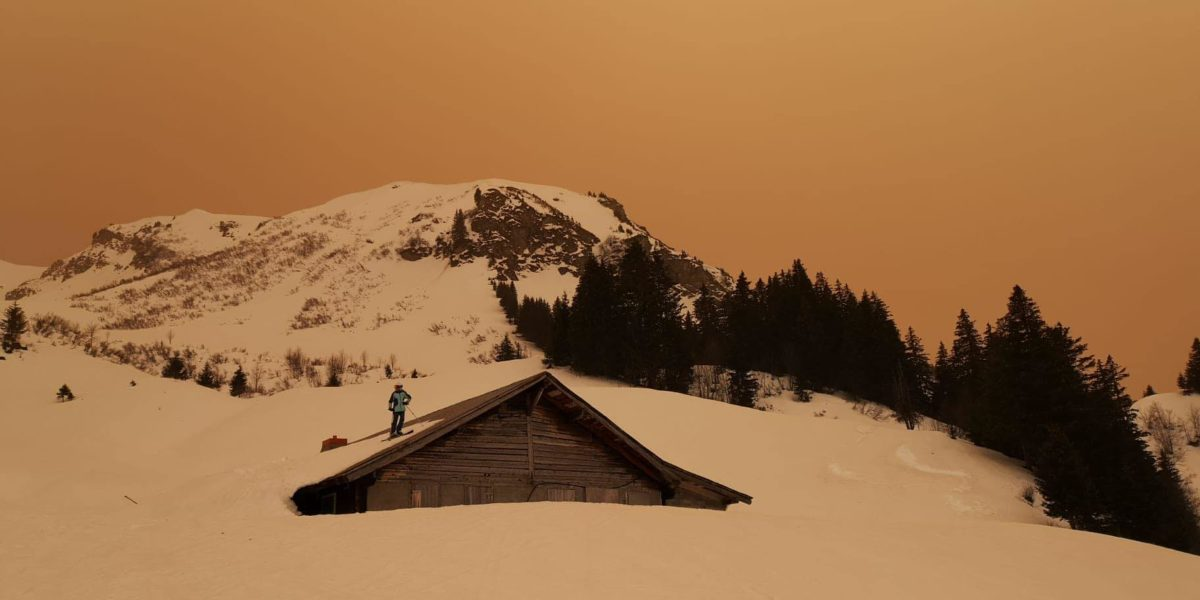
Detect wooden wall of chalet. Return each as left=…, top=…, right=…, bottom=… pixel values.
left=366, top=391, right=666, bottom=510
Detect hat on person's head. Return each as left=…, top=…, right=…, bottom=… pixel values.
left=394, top=383, right=403, bottom=389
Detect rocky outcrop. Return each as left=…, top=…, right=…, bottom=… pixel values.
left=459, top=187, right=600, bottom=281
left=432, top=186, right=731, bottom=295
left=41, top=222, right=179, bottom=282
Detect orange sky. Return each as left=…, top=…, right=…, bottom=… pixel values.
left=2, top=1, right=1198, bottom=393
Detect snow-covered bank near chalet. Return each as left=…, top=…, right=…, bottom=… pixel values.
left=2, top=346, right=1198, bottom=599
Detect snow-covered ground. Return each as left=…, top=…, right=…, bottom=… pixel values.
left=2, top=345, right=1198, bottom=599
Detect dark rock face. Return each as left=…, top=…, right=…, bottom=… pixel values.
left=459, top=187, right=600, bottom=281
left=596, top=193, right=632, bottom=225
left=41, top=222, right=180, bottom=282
left=621, top=234, right=731, bottom=296
left=449, top=186, right=730, bottom=295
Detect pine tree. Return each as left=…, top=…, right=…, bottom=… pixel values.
left=1, top=302, right=29, bottom=352
left=162, top=352, right=191, bottom=380
left=892, top=367, right=921, bottom=430
left=611, top=241, right=690, bottom=390
left=515, top=297, right=554, bottom=350
left=932, top=342, right=953, bottom=422
left=729, top=368, right=758, bottom=408
left=724, top=273, right=760, bottom=407
left=961, top=286, right=1200, bottom=552
left=196, top=361, right=222, bottom=389
left=548, top=295, right=572, bottom=366
left=229, top=365, right=249, bottom=397
left=493, top=335, right=519, bottom=362
left=494, top=282, right=519, bottom=322
left=568, top=255, right=622, bottom=377
left=1178, top=338, right=1200, bottom=395
left=56, top=384, right=75, bottom=402
left=692, top=284, right=725, bottom=365
left=943, top=309, right=984, bottom=429
left=1143, top=385, right=1157, bottom=398
left=901, top=327, right=934, bottom=415
left=450, top=209, right=469, bottom=256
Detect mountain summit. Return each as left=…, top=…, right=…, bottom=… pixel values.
left=6, top=180, right=730, bottom=380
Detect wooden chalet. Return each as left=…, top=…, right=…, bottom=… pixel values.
left=293, top=372, right=751, bottom=514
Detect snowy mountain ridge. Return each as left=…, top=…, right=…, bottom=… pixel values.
left=8, top=180, right=729, bottom=304
left=3, top=180, right=730, bottom=388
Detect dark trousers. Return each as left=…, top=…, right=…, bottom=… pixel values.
left=390, top=411, right=406, bottom=435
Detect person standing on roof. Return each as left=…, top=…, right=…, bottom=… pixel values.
left=388, top=383, right=412, bottom=438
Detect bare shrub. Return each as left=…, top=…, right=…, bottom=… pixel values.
left=1142, top=403, right=1184, bottom=460
left=326, top=351, right=348, bottom=387
left=305, top=364, right=322, bottom=387
left=285, top=347, right=306, bottom=379
left=853, top=401, right=888, bottom=421
left=292, top=297, right=331, bottom=330
left=1186, top=405, right=1200, bottom=447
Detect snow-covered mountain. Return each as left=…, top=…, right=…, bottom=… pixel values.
left=6, top=180, right=730, bottom=386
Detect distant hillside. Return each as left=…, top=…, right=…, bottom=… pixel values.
left=3, top=180, right=730, bottom=391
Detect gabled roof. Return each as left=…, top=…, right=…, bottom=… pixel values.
left=299, top=371, right=752, bottom=506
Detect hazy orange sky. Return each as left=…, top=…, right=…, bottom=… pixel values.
left=2, top=1, right=1198, bottom=393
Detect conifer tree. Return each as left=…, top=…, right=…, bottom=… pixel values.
left=162, top=352, right=191, bottom=380
left=963, top=286, right=1200, bottom=552
left=1143, top=385, right=1157, bottom=398
left=229, top=365, right=249, bottom=397
left=196, top=361, right=222, bottom=389
left=494, top=282, right=519, bottom=322
left=932, top=343, right=953, bottom=421
left=568, top=255, right=622, bottom=377
left=1, top=302, right=29, bottom=352
left=515, top=297, right=554, bottom=350
left=892, top=367, right=921, bottom=430
left=548, top=295, right=572, bottom=366
left=943, top=309, right=984, bottom=429
left=901, top=327, right=934, bottom=414
left=493, top=335, right=519, bottom=362
left=56, top=384, right=75, bottom=402
left=692, top=284, right=725, bottom=365
left=612, top=241, right=690, bottom=390
left=724, top=273, right=760, bottom=406
left=450, top=209, right=469, bottom=255
left=1178, top=338, right=1200, bottom=395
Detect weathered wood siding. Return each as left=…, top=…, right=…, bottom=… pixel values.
left=529, top=403, right=662, bottom=505
left=367, top=394, right=664, bottom=510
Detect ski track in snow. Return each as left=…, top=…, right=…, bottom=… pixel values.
left=896, top=445, right=969, bottom=478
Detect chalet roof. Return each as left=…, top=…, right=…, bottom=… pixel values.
left=300, top=371, right=752, bottom=506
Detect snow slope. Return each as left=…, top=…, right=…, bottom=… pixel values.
left=7, top=180, right=729, bottom=392
left=0, top=260, right=42, bottom=297
left=2, top=345, right=1197, bottom=599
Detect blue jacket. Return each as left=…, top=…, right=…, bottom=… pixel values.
left=389, top=390, right=411, bottom=413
